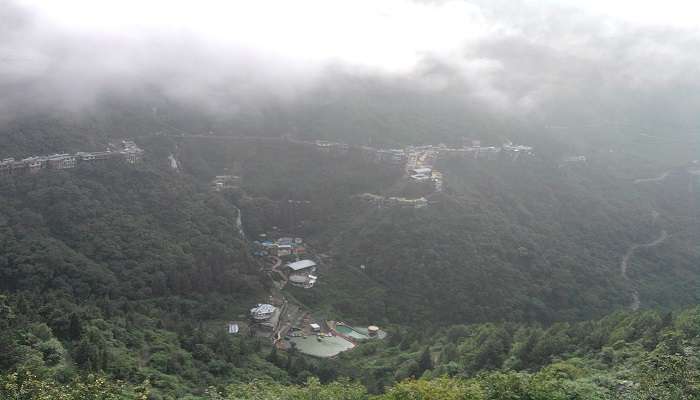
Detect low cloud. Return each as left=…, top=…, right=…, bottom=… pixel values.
left=2, top=0, right=700, bottom=137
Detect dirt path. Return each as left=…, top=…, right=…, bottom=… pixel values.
left=620, top=229, right=669, bottom=310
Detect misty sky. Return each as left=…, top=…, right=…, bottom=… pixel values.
left=2, top=0, right=700, bottom=133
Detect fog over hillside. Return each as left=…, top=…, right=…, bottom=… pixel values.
left=2, top=0, right=700, bottom=144
left=3, top=2, right=700, bottom=398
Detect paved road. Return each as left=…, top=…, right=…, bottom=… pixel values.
left=269, top=256, right=288, bottom=288
left=634, top=172, right=669, bottom=184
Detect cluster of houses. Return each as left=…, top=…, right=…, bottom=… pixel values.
left=404, top=145, right=443, bottom=192
left=253, top=236, right=306, bottom=258
left=0, top=140, right=144, bottom=176
left=314, top=139, right=534, bottom=165
left=433, top=140, right=534, bottom=161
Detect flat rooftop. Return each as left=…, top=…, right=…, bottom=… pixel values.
left=287, top=259, right=317, bottom=271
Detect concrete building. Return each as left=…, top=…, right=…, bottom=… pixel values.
left=276, top=244, right=293, bottom=257
left=250, top=304, right=277, bottom=321
left=410, top=174, right=432, bottom=182
left=316, top=140, right=350, bottom=157
left=0, top=158, right=12, bottom=175
left=122, top=150, right=142, bottom=164
left=1, top=139, right=143, bottom=178
left=432, top=171, right=444, bottom=192
left=286, top=259, right=317, bottom=273
left=502, top=142, right=534, bottom=160
left=47, top=154, right=77, bottom=169
left=292, top=246, right=306, bottom=256
left=386, top=197, right=428, bottom=209
left=289, top=273, right=317, bottom=289
left=212, top=175, right=241, bottom=191
left=376, top=149, right=406, bottom=165
left=120, top=140, right=144, bottom=164
left=77, top=151, right=116, bottom=162
left=22, top=157, right=47, bottom=173
left=277, top=237, right=294, bottom=246
left=503, top=142, right=533, bottom=152
left=409, top=167, right=432, bottom=176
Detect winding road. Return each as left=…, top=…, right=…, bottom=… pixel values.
left=620, top=228, right=669, bottom=310
left=633, top=172, right=669, bottom=184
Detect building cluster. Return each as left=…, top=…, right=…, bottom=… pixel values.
left=405, top=145, right=445, bottom=192
left=253, top=236, right=318, bottom=288
left=434, top=140, right=534, bottom=161
left=0, top=140, right=144, bottom=176
left=313, top=138, right=534, bottom=165
left=253, top=236, right=306, bottom=258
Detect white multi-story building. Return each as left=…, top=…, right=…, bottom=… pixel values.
left=47, top=154, right=77, bottom=169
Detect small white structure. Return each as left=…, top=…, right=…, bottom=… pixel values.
left=228, top=323, right=239, bottom=334
left=276, top=244, right=293, bottom=257
left=387, top=197, right=428, bottom=209
left=410, top=174, right=432, bottom=182
left=250, top=304, right=276, bottom=321
left=409, top=167, right=433, bottom=176
left=310, top=323, right=321, bottom=332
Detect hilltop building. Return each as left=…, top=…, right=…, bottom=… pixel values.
left=0, top=139, right=144, bottom=177
left=47, top=154, right=77, bottom=170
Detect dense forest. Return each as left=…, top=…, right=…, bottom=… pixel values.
left=3, top=304, right=700, bottom=399
left=271, top=151, right=699, bottom=327
left=0, top=108, right=698, bottom=399
left=0, top=159, right=289, bottom=398
left=4, top=0, right=700, bottom=395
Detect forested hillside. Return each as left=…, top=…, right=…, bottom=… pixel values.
left=291, top=156, right=678, bottom=326
left=4, top=305, right=700, bottom=399
left=0, top=160, right=295, bottom=397
left=0, top=110, right=698, bottom=399
left=4, top=0, right=700, bottom=397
